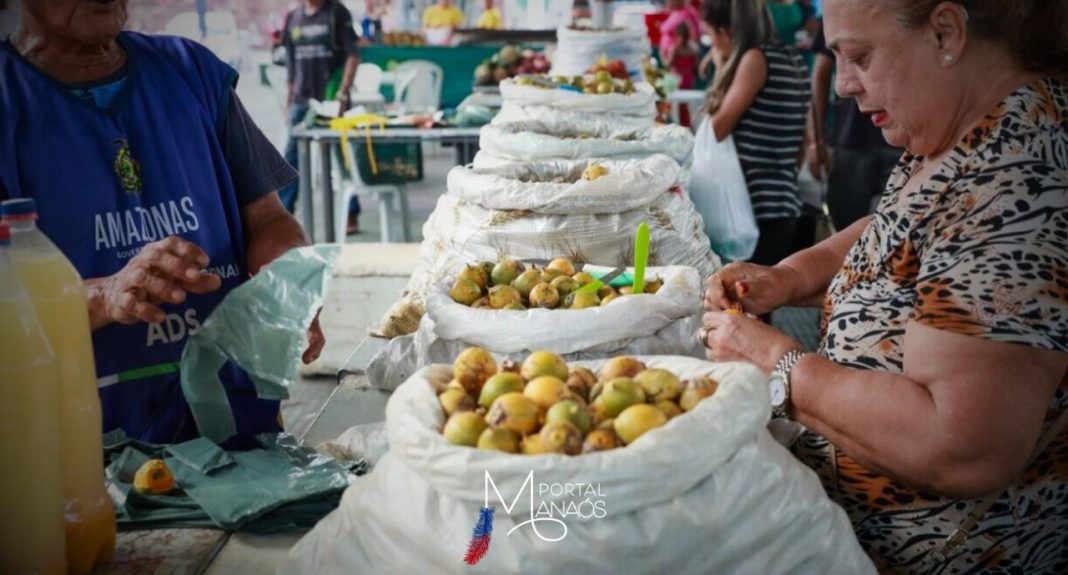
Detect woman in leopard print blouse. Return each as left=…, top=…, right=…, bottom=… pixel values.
left=698, top=1, right=1067, bottom=573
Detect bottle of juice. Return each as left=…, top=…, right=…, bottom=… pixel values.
left=0, top=223, right=67, bottom=575
left=2, top=199, right=116, bottom=574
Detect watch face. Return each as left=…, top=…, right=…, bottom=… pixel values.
left=769, top=374, right=787, bottom=407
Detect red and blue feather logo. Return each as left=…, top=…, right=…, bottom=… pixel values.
left=463, top=506, right=495, bottom=565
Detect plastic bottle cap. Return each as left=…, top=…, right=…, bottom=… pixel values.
left=0, top=224, right=9, bottom=246
left=0, top=198, right=38, bottom=221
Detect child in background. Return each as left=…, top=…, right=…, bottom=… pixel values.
left=664, top=22, right=699, bottom=125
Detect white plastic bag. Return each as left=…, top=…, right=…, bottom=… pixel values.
left=367, top=266, right=705, bottom=389
left=688, top=117, right=759, bottom=262
left=475, top=120, right=694, bottom=169
left=447, top=155, right=681, bottom=215
left=284, top=357, right=876, bottom=575
left=550, top=25, right=651, bottom=78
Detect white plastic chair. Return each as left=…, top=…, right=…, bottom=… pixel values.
left=335, top=139, right=411, bottom=244
left=350, top=62, right=386, bottom=111
left=392, top=60, right=444, bottom=115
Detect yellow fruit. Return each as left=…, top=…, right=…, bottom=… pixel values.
left=485, top=392, right=540, bottom=435
left=505, top=302, right=527, bottom=311
left=457, top=264, right=489, bottom=290
left=600, top=293, right=620, bottom=306
left=477, top=428, right=520, bottom=453
left=512, top=269, right=542, bottom=299
left=524, top=376, right=569, bottom=410
left=572, top=271, right=595, bottom=286
left=599, top=356, right=646, bottom=381
left=440, top=387, right=476, bottom=416
left=521, top=350, right=569, bottom=381
left=618, top=286, right=633, bottom=296
left=443, top=411, right=488, bottom=446
left=539, top=268, right=564, bottom=284
left=582, top=428, right=621, bottom=453
left=613, top=404, right=668, bottom=445
left=545, top=399, right=592, bottom=435
left=646, top=278, right=663, bottom=293
left=679, top=376, right=720, bottom=412
left=634, top=369, right=682, bottom=402
left=547, top=258, right=576, bottom=276
left=539, top=421, right=583, bottom=455
left=491, top=259, right=525, bottom=286
left=471, top=296, right=492, bottom=309
left=565, top=291, right=600, bottom=309
left=528, top=283, right=560, bottom=309
left=454, top=347, right=498, bottom=395
left=488, top=285, right=523, bottom=309
left=655, top=399, right=683, bottom=420
left=133, top=459, right=176, bottom=495
left=450, top=278, right=482, bottom=306
left=521, top=433, right=547, bottom=454
left=478, top=372, right=525, bottom=408
left=565, top=366, right=597, bottom=402
left=597, top=285, right=616, bottom=300
left=582, top=163, right=609, bottom=180
left=550, top=276, right=580, bottom=298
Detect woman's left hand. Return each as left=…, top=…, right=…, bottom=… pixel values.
left=698, top=311, right=802, bottom=373
left=303, top=309, right=325, bottom=364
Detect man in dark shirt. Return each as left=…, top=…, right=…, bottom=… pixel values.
left=806, top=20, right=902, bottom=231
left=280, top=0, right=362, bottom=233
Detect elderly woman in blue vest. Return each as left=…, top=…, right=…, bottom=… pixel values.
left=0, top=0, right=324, bottom=447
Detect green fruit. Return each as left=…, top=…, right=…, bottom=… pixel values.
left=521, top=350, right=569, bottom=381
left=550, top=276, right=580, bottom=298
left=491, top=259, right=525, bottom=286
left=457, top=265, right=489, bottom=290
left=545, top=399, right=592, bottom=435
left=440, top=387, right=476, bottom=416
left=504, top=302, right=527, bottom=311
left=594, top=70, right=611, bottom=82
left=512, top=269, right=542, bottom=299
left=528, top=283, right=560, bottom=309
left=479, top=372, right=525, bottom=408
left=477, top=428, right=520, bottom=453
left=570, top=75, right=585, bottom=88
left=591, top=377, right=645, bottom=419
left=488, top=285, right=523, bottom=309
left=634, top=369, right=682, bottom=402
left=450, top=278, right=483, bottom=306
left=443, top=411, right=488, bottom=446
left=613, top=404, right=667, bottom=445
left=478, top=261, right=496, bottom=281
left=485, top=392, right=540, bottom=435
left=582, top=428, right=621, bottom=453
left=679, top=376, right=720, bottom=412
left=552, top=75, right=569, bottom=84
left=539, top=421, right=583, bottom=455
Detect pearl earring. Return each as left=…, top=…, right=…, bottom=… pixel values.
left=944, top=54, right=954, bottom=63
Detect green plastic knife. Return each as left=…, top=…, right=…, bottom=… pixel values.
left=631, top=221, right=650, bottom=294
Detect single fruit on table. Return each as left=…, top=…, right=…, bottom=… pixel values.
left=443, top=411, right=488, bottom=446
left=471, top=296, right=492, bottom=309
left=600, top=356, right=647, bottom=381
left=581, top=164, right=609, bottom=181
left=133, top=459, right=176, bottom=494
left=512, top=269, right=542, bottom=299
left=440, top=387, right=476, bottom=416
left=454, top=347, right=497, bottom=395
left=655, top=399, right=683, bottom=420
left=477, top=428, right=520, bottom=453
left=479, top=372, right=525, bottom=408
left=539, top=421, right=583, bottom=455
left=485, top=392, right=540, bottom=435
left=504, top=302, right=527, bottom=311
left=523, top=376, right=569, bottom=411
left=572, top=271, right=595, bottom=286
left=545, top=399, right=592, bottom=435
left=521, top=433, right=547, bottom=454
left=528, top=283, right=560, bottom=309
left=566, top=366, right=597, bottom=402
left=550, top=276, right=579, bottom=298
left=450, top=278, right=482, bottom=306
left=600, top=293, right=620, bottom=306
left=491, top=259, right=525, bottom=286
left=634, top=369, right=682, bottom=402
left=457, top=264, right=489, bottom=290
left=613, top=404, right=668, bottom=445
left=583, top=428, right=621, bottom=453
left=488, top=285, right=523, bottom=309
left=539, top=268, right=564, bottom=283
left=591, top=377, right=645, bottom=419
left=597, top=285, right=616, bottom=300
left=565, top=290, right=600, bottom=309
left=679, top=376, right=720, bottom=412
left=478, top=261, right=496, bottom=282
left=547, top=257, right=576, bottom=276
left=521, top=350, right=569, bottom=381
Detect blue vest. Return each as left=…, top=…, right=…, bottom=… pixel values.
left=0, top=33, right=280, bottom=446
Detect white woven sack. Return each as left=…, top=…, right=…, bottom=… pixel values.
left=550, top=25, right=651, bottom=78
left=475, top=120, right=693, bottom=168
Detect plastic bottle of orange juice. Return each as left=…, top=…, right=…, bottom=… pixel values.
left=2, top=199, right=116, bottom=574
left=0, top=223, right=68, bottom=575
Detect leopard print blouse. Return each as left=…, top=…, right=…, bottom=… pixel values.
left=794, top=78, right=1068, bottom=574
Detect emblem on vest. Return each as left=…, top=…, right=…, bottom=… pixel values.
left=113, top=138, right=143, bottom=195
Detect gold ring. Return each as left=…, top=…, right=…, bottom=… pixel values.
left=696, top=326, right=709, bottom=347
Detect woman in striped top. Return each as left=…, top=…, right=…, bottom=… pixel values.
left=701, top=0, right=811, bottom=265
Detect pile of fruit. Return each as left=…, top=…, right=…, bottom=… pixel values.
left=586, top=57, right=629, bottom=80
left=448, top=257, right=662, bottom=311
left=474, top=45, right=551, bottom=87
left=642, top=58, right=674, bottom=99
left=514, top=72, right=637, bottom=95
left=437, top=348, right=720, bottom=455
left=381, top=31, right=426, bottom=46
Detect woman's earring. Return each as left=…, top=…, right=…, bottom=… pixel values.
left=943, top=53, right=954, bottom=64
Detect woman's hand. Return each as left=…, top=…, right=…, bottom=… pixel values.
left=698, top=311, right=802, bottom=373
left=303, top=310, right=325, bottom=364
left=88, top=237, right=222, bottom=329
left=703, top=262, right=799, bottom=316
left=805, top=140, right=829, bottom=182
left=698, top=51, right=716, bottom=80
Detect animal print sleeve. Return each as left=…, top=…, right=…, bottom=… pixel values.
left=912, top=151, right=1068, bottom=351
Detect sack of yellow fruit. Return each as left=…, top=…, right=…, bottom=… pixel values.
left=494, top=76, right=657, bottom=128
left=285, top=355, right=875, bottom=575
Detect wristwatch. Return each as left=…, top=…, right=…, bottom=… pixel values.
left=770, top=349, right=807, bottom=418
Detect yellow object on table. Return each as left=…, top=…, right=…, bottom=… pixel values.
left=330, top=114, right=388, bottom=175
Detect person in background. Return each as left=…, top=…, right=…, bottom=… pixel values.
left=659, top=0, right=702, bottom=65
left=1, top=0, right=324, bottom=447
left=476, top=0, right=502, bottom=29
left=664, top=22, right=699, bottom=125
left=806, top=19, right=901, bottom=230
left=700, top=0, right=811, bottom=266
left=361, top=0, right=385, bottom=44
left=280, top=0, right=362, bottom=234
left=701, top=0, right=1067, bottom=571
left=423, top=0, right=465, bottom=46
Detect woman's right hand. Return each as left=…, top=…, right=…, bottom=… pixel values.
left=703, top=262, right=799, bottom=316
left=89, top=237, right=222, bottom=329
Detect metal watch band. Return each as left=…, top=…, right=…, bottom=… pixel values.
left=771, top=349, right=807, bottom=417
